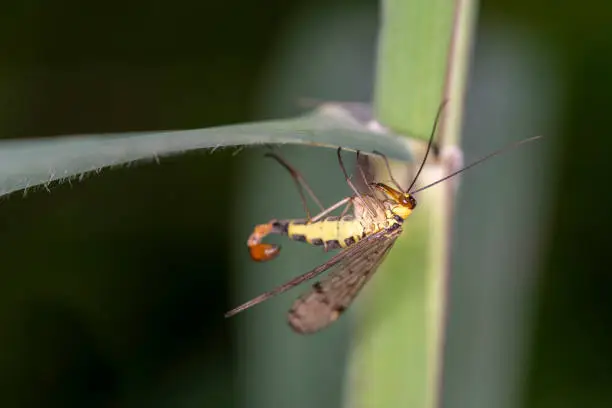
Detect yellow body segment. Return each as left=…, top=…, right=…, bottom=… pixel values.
left=287, top=216, right=366, bottom=249
left=390, top=204, right=412, bottom=220
left=285, top=198, right=410, bottom=250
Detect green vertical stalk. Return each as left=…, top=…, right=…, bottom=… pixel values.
left=346, top=1, right=478, bottom=408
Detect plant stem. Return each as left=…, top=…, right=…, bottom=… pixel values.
left=345, top=1, right=479, bottom=408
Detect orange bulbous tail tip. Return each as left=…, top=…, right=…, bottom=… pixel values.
left=249, top=244, right=281, bottom=262
left=247, top=223, right=282, bottom=262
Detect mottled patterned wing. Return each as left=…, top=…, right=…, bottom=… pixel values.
left=288, top=225, right=402, bottom=334
left=225, top=224, right=400, bottom=319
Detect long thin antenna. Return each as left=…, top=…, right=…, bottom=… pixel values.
left=410, top=135, right=543, bottom=195
left=406, top=100, right=448, bottom=193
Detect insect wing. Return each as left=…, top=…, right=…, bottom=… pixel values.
left=225, top=226, right=401, bottom=319
left=227, top=228, right=386, bottom=318
left=288, top=226, right=402, bottom=334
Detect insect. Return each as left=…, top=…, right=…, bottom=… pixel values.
left=225, top=106, right=542, bottom=334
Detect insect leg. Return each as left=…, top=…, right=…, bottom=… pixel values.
left=371, top=151, right=406, bottom=192
left=338, top=198, right=354, bottom=218
left=265, top=150, right=325, bottom=220
left=310, top=196, right=352, bottom=223
left=355, top=151, right=374, bottom=194
left=355, top=151, right=386, bottom=213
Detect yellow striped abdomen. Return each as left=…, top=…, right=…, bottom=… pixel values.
left=286, top=216, right=366, bottom=249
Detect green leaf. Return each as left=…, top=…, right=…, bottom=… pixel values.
left=0, top=103, right=412, bottom=198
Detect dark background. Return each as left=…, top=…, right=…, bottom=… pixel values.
left=0, top=1, right=611, bottom=407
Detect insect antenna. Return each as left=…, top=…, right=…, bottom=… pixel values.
left=373, top=100, right=448, bottom=193
left=410, top=135, right=543, bottom=195
left=405, top=100, right=448, bottom=193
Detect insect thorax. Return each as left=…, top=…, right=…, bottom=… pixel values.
left=353, top=196, right=402, bottom=231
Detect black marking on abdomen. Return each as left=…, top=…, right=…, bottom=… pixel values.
left=311, top=238, right=324, bottom=246
left=388, top=222, right=402, bottom=232
left=326, top=240, right=342, bottom=250
left=344, top=236, right=356, bottom=246
left=392, top=214, right=404, bottom=224
left=271, top=220, right=289, bottom=234
left=291, top=234, right=306, bottom=242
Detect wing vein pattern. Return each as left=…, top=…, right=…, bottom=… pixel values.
left=225, top=224, right=402, bottom=320
left=288, top=225, right=402, bottom=334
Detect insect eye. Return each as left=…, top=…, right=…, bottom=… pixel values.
left=408, top=195, right=417, bottom=209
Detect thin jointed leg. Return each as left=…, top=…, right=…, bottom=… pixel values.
left=265, top=150, right=325, bottom=220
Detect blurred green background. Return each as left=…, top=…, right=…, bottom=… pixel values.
left=0, top=1, right=611, bottom=408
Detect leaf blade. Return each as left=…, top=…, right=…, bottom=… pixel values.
left=0, top=104, right=412, bottom=197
